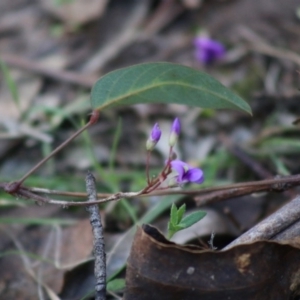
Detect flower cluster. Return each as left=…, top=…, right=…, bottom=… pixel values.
left=146, top=118, right=204, bottom=186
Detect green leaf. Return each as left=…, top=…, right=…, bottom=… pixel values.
left=109, top=117, right=122, bottom=172
left=168, top=221, right=177, bottom=232
left=91, top=62, right=252, bottom=114
left=177, top=203, right=186, bottom=223
left=0, top=217, right=76, bottom=226
left=173, top=224, right=187, bottom=230
left=270, top=154, right=290, bottom=176
left=107, top=278, right=125, bottom=292
left=170, top=203, right=178, bottom=225
left=179, top=211, right=207, bottom=229
left=0, top=59, right=20, bottom=109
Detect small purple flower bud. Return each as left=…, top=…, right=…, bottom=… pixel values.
left=169, top=118, right=181, bottom=147
left=194, top=37, right=225, bottom=65
left=146, top=123, right=161, bottom=151
left=172, top=118, right=181, bottom=135
left=151, top=123, right=161, bottom=142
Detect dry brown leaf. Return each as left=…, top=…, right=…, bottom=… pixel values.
left=59, top=219, right=93, bottom=266
left=125, top=224, right=300, bottom=300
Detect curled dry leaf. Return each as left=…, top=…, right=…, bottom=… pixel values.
left=125, top=224, right=300, bottom=300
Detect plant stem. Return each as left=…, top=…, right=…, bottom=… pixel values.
left=10, top=111, right=100, bottom=190
left=146, top=151, right=151, bottom=184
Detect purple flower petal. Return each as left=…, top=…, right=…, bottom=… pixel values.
left=170, top=160, right=187, bottom=182
left=170, top=160, right=204, bottom=185
left=184, top=168, right=204, bottom=184
left=194, top=37, right=225, bottom=65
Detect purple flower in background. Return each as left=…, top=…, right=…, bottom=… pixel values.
left=146, top=123, right=161, bottom=150
left=194, top=37, right=225, bottom=65
left=169, top=118, right=181, bottom=146
left=170, top=160, right=204, bottom=184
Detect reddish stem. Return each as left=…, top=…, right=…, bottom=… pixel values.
left=6, top=110, right=100, bottom=191
left=146, top=151, right=151, bottom=184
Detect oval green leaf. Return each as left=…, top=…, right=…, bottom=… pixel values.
left=91, top=62, right=251, bottom=114
left=180, top=211, right=207, bottom=229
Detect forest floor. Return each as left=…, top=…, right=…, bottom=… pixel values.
left=0, top=0, right=300, bottom=299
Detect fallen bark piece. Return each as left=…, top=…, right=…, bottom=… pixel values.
left=124, top=224, right=300, bottom=300
left=224, top=194, right=300, bottom=249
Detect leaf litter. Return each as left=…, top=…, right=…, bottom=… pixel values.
left=0, top=0, right=300, bottom=299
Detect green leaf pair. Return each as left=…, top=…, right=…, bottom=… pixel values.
left=167, top=203, right=206, bottom=239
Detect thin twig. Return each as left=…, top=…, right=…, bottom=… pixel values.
left=224, top=194, right=300, bottom=250
left=27, top=187, right=111, bottom=199
left=2, top=173, right=300, bottom=207
left=5, top=111, right=99, bottom=192
left=23, top=173, right=300, bottom=200
left=85, top=171, right=106, bottom=300
left=16, top=121, right=92, bottom=185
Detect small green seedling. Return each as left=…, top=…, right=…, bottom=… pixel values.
left=107, top=278, right=126, bottom=292
left=167, top=203, right=206, bottom=239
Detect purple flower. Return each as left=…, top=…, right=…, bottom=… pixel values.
left=151, top=123, right=161, bottom=142
left=146, top=123, right=161, bottom=150
left=169, top=118, right=181, bottom=146
left=194, top=37, right=225, bottom=65
left=171, top=118, right=181, bottom=135
left=170, top=160, right=204, bottom=184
